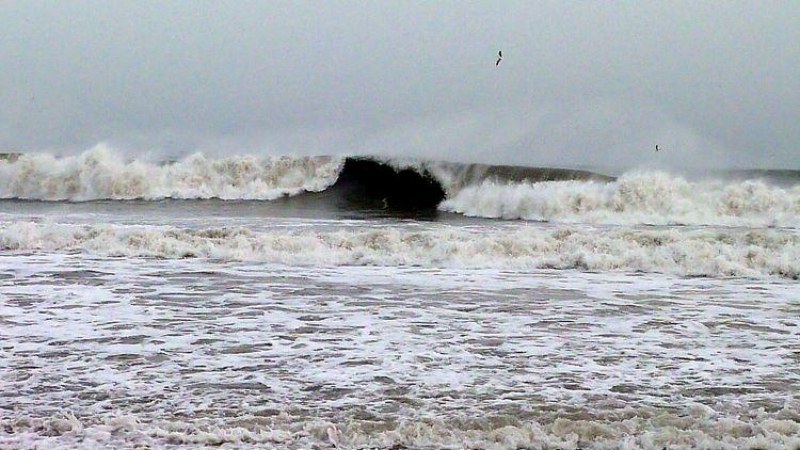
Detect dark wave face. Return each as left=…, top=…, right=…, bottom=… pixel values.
left=281, top=157, right=617, bottom=216
left=329, top=158, right=446, bottom=211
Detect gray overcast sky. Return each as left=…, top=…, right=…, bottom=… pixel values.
left=1, top=1, right=798, bottom=169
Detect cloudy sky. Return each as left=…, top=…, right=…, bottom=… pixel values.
left=1, top=1, right=798, bottom=169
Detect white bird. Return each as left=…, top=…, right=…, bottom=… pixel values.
left=655, top=145, right=660, bottom=152
left=496, top=50, right=503, bottom=66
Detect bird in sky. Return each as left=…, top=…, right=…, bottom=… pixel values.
left=655, top=145, right=660, bottom=152
left=496, top=50, right=503, bottom=67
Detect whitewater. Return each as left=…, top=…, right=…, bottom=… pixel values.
left=1, top=147, right=799, bottom=449
left=2, top=146, right=798, bottom=228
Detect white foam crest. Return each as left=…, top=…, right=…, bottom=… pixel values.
left=371, top=157, right=496, bottom=194
left=441, top=171, right=800, bottom=227
left=363, top=156, right=470, bottom=194
left=3, top=410, right=799, bottom=449
left=2, top=221, right=798, bottom=278
left=0, top=145, right=343, bottom=201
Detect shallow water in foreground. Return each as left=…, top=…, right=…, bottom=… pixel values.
left=2, top=251, right=799, bottom=449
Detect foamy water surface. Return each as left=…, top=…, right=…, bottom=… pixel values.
left=2, top=220, right=800, bottom=449
left=1, top=149, right=799, bottom=449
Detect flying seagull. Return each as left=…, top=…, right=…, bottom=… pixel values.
left=655, top=145, right=660, bottom=152
left=496, top=50, right=503, bottom=66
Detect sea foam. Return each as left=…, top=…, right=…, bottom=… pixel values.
left=3, top=405, right=800, bottom=450
left=1, top=221, right=797, bottom=278
left=440, top=171, right=800, bottom=228
left=0, top=145, right=342, bottom=201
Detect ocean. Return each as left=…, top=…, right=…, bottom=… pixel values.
left=1, top=146, right=799, bottom=449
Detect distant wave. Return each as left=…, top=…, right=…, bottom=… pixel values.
left=2, top=222, right=798, bottom=279
left=2, top=147, right=798, bottom=227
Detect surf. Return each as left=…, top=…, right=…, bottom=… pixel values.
left=2, top=146, right=798, bottom=228
left=2, top=221, right=798, bottom=279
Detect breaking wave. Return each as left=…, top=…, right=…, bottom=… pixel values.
left=2, top=222, right=798, bottom=279
left=2, top=146, right=799, bottom=227
left=0, top=146, right=604, bottom=205
left=441, top=171, right=800, bottom=228
left=0, top=146, right=343, bottom=201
